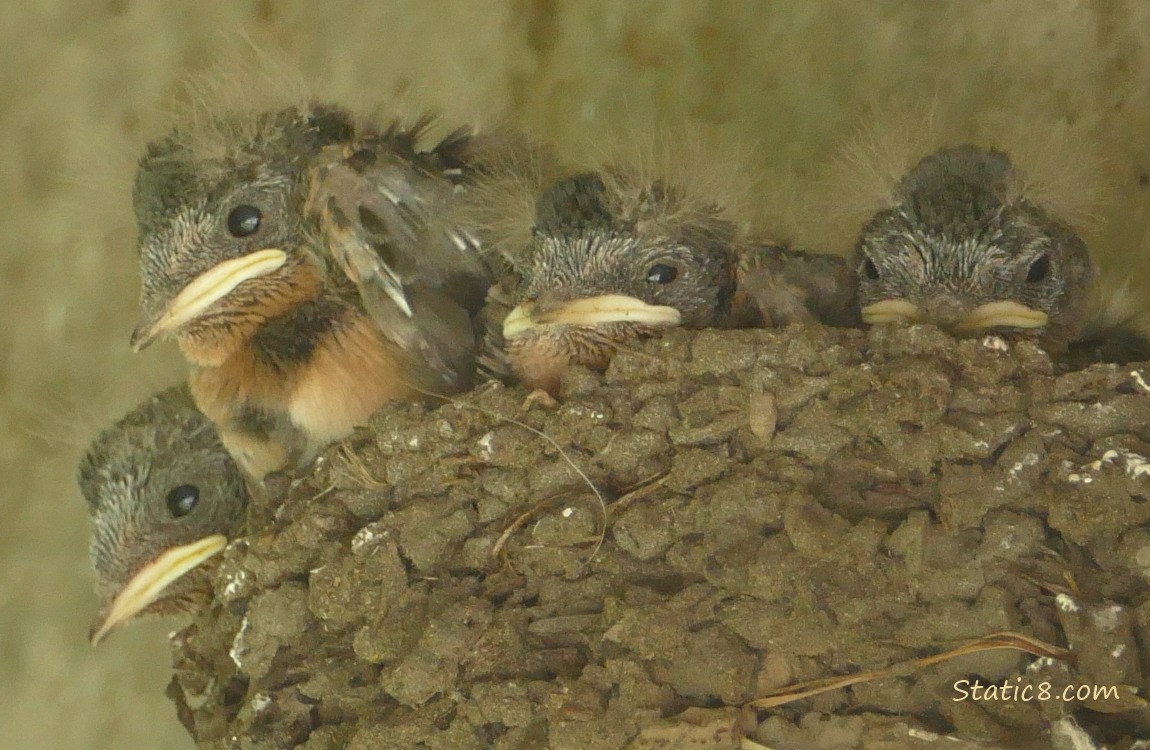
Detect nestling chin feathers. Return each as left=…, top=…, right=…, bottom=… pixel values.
left=461, top=142, right=858, bottom=394
left=79, top=386, right=247, bottom=645
left=131, top=101, right=515, bottom=478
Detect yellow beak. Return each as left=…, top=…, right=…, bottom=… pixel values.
left=89, top=534, right=228, bottom=645
left=131, top=249, right=288, bottom=351
left=861, top=298, right=1048, bottom=330
left=503, top=294, right=683, bottom=339
left=860, top=298, right=921, bottom=325
left=956, top=301, right=1049, bottom=331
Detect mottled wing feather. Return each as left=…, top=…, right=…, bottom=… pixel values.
left=734, top=244, right=861, bottom=328
left=307, top=140, right=493, bottom=393
left=474, top=277, right=517, bottom=383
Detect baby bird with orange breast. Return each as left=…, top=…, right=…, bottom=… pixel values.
left=130, top=103, right=511, bottom=479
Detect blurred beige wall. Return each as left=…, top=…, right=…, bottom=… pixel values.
left=4, top=1, right=1150, bottom=747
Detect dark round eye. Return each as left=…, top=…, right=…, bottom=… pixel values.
left=1026, top=254, right=1050, bottom=283
left=226, top=205, right=262, bottom=237
left=646, top=263, right=679, bottom=284
left=862, top=258, right=880, bottom=280
left=166, top=484, right=200, bottom=518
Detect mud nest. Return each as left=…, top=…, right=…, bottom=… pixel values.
left=168, top=325, right=1150, bottom=749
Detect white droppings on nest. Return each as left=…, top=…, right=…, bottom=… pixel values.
left=981, top=335, right=1010, bottom=352
left=229, top=616, right=250, bottom=669
left=1066, top=447, right=1150, bottom=483
left=436, top=419, right=455, bottom=438
left=1112, top=644, right=1126, bottom=659
left=1008, top=453, right=1040, bottom=479
left=1090, top=603, right=1124, bottom=631
left=562, top=507, right=575, bottom=518
left=222, top=568, right=250, bottom=598
left=1131, top=370, right=1150, bottom=394
left=477, top=431, right=496, bottom=460
left=251, top=693, right=272, bottom=713
left=564, top=405, right=606, bottom=421
left=1103, top=449, right=1148, bottom=478
left=1056, top=593, right=1080, bottom=613
left=1049, top=717, right=1100, bottom=750
left=406, top=435, right=421, bottom=449
left=351, top=525, right=384, bottom=553
left=1027, top=656, right=1060, bottom=672
left=1125, top=452, right=1150, bottom=478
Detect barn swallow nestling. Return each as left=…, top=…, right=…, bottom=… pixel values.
left=79, top=386, right=247, bottom=645
left=478, top=168, right=857, bottom=394
left=130, top=104, right=499, bottom=479
left=852, top=144, right=1096, bottom=353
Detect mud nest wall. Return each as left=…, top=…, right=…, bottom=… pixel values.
left=171, top=326, right=1150, bottom=749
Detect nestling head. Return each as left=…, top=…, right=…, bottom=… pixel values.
left=130, top=105, right=357, bottom=364
left=853, top=145, right=1095, bottom=347
left=80, top=387, right=248, bottom=644
left=502, top=170, right=739, bottom=393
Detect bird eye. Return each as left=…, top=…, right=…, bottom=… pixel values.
left=862, top=258, right=880, bottom=280
left=1026, top=254, right=1051, bottom=283
left=166, top=484, right=200, bottom=518
left=226, top=205, right=262, bottom=238
left=646, top=263, right=679, bottom=284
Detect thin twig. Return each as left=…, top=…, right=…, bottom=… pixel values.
left=746, top=631, right=1071, bottom=710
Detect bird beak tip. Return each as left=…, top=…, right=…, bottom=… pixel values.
left=129, top=322, right=158, bottom=352
left=88, top=603, right=121, bottom=646
left=88, top=619, right=112, bottom=646
left=86, top=534, right=229, bottom=647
